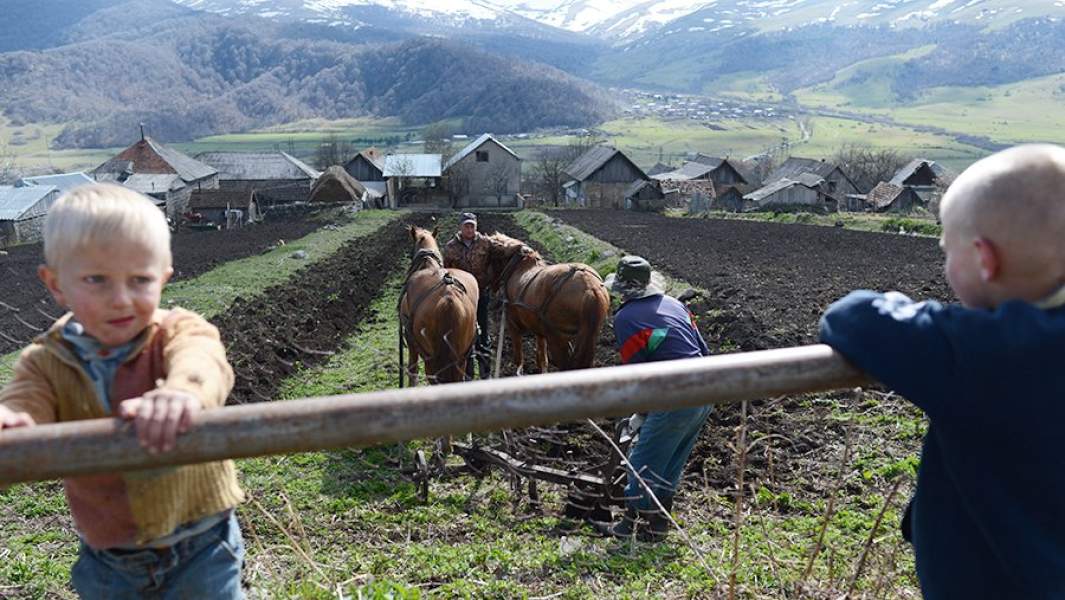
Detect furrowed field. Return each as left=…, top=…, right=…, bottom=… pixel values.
left=0, top=208, right=943, bottom=598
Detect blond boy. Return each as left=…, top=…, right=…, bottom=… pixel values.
left=0, top=184, right=245, bottom=598
left=819, top=145, right=1065, bottom=598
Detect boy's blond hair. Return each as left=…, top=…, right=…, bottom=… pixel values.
left=43, top=183, right=171, bottom=268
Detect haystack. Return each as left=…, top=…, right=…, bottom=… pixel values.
left=309, top=166, right=366, bottom=205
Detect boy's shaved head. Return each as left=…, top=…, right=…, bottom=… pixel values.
left=941, top=145, right=1065, bottom=286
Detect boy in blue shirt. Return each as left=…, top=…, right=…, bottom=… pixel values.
left=820, top=144, right=1065, bottom=598
left=600, top=256, right=712, bottom=542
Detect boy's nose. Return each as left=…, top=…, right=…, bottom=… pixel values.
left=110, top=285, right=133, bottom=306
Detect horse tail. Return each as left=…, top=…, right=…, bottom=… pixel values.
left=429, top=294, right=469, bottom=384
left=571, top=280, right=608, bottom=369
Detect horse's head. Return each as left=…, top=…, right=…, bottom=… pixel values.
left=483, top=232, right=541, bottom=290
left=407, top=224, right=442, bottom=270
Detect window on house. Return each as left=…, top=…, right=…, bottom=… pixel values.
left=476, top=151, right=489, bottom=162
left=828, top=180, right=838, bottom=193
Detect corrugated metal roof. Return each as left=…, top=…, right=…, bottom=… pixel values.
left=767, top=157, right=838, bottom=182
left=0, top=185, right=58, bottom=221
left=195, top=151, right=320, bottom=181
left=444, top=133, right=521, bottom=171
left=19, top=172, right=93, bottom=194
left=363, top=181, right=386, bottom=199
left=653, top=161, right=715, bottom=181
left=383, top=154, right=442, bottom=178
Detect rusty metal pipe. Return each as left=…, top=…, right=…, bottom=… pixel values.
left=0, top=344, right=870, bottom=484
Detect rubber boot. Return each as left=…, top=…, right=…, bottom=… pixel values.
left=596, top=507, right=638, bottom=539
left=639, top=495, right=673, bottom=543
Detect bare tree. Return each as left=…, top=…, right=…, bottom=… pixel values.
left=833, top=143, right=908, bottom=193
left=314, top=134, right=354, bottom=170
left=423, top=122, right=454, bottom=161
left=531, top=136, right=601, bottom=206
left=487, top=160, right=516, bottom=204
left=446, top=158, right=473, bottom=208
left=0, top=142, right=21, bottom=185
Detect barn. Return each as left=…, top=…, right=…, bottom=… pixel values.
left=563, top=145, right=649, bottom=209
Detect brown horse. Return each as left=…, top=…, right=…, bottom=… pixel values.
left=398, top=225, right=479, bottom=386
left=484, top=233, right=609, bottom=374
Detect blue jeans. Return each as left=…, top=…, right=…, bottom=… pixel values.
left=625, top=405, right=713, bottom=511
left=71, top=512, right=245, bottom=599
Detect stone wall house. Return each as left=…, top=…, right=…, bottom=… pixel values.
left=0, top=185, right=61, bottom=247
left=443, top=134, right=522, bottom=208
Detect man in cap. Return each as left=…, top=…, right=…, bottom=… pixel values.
left=600, top=255, right=713, bottom=542
left=443, top=212, right=492, bottom=379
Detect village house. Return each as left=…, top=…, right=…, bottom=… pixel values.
left=0, top=185, right=61, bottom=247
left=744, top=173, right=836, bottom=212
left=889, top=158, right=948, bottom=204
left=563, top=145, right=649, bottom=209
left=443, top=134, right=523, bottom=208
left=766, top=157, right=861, bottom=197
left=689, top=154, right=750, bottom=185
left=186, top=189, right=260, bottom=229
left=93, top=133, right=218, bottom=218
left=384, top=154, right=444, bottom=208
left=195, top=151, right=320, bottom=191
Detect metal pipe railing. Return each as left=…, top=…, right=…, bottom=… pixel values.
left=0, top=345, right=871, bottom=484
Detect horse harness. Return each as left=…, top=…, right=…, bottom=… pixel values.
left=399, top=248, right=470, bottom=357
left=493, top=248, right=599, bottom=338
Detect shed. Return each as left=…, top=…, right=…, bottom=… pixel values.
left=866, top=182, right=923, bottom=213
left=624, top=180, right=666, bottom=212
left=563, top=145, right=649, bottom=209
left=890, top=159, right=946, bottom=187
left=744, top=174, right=834, bottom=212
left=187, top=189, right=260, bottom=228
left=0, top=185, right=61, bottom=246
left=344, top=148, right=386, bottom=182
left=384, top=154, right=444, bottom=208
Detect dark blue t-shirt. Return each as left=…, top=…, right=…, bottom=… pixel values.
left=614, top=294, right=710, bottom=364
left=820, top=289, right=1065, bottom=599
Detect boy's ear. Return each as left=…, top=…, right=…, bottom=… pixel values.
left=974, top=237, right=1000, bottom=282
left=162, top=266, right=174, bottom=287
left=37, top=265, right=66, bottom=308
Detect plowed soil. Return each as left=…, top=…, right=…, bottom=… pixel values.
left=548, top=210, right=952, bottom=349
left=0, top=219, right=324, bottom=354
left=214, top=215, right=433, bottom=404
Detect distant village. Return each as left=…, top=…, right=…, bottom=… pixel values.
left=0, top=127, right=950, bottom=248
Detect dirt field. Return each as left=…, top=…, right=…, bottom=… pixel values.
left=0, top=219, right=324, bottom=354
left=548, top=210, right=953, bottom=349
left=215, top=215, right=434, bottom=404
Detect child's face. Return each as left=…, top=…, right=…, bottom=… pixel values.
left=40, top=240, right=173, bottom=348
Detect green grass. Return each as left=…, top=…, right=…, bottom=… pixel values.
left=0, top=351, right=17, bottom=388
left=164, top=210, right=401, bottom=318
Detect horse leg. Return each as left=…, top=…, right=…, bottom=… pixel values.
left=535, top=335, right=548, bottom=374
